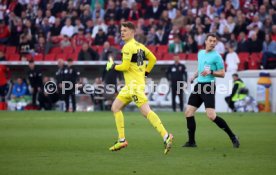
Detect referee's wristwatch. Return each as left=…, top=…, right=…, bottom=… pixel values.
left=210, top=70, right=214, bottom=75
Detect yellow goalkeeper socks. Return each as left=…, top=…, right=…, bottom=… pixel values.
left=147, top=110, right=168, bottom=140
left=114, top=111, right=125, bottom=140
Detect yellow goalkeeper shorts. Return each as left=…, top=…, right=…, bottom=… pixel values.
left=116, top=85, right=148, bottom=108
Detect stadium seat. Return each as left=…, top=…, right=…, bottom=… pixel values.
left=49, top=47, right=62, bottom=54
left=178, top=53, right=186, bottom=60
left=74, top=46, right=82, bottom=54
left=186, top=53, right=198, bottom=61
left=155, top=52, right=164, bottom=60
left=0, top=45, right=5, bottom=52
left=44, top=54, right=56, bottom=61
left=95, top=45, right=104, bottom=54
left=63, top=46, right=74, bottom=54
left=238, top=52, right=249, bottom=70
left=6, top=54, right=20, bottom=61
left=5, top=46, right=17, bottom=54
left=56, top=53, right=68, bottom=60
left=157, top=45, right=168, bottom=54
left=108, top=36, right=115, bottom=45
left=68, top=53, right=78, bottom=61
left=163, top=53, right=175, bottom=60
left=249, top=53, right=261, bottom=70
left=33, top=54, right=44, bottom=61
left=147, top=45, right=157, bottom=53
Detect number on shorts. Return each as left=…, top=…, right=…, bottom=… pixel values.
left=132, top=95, right=138, bottom=102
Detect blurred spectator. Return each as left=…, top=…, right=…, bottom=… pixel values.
left=271, top=25, right=276, bottom=41
left=225, top=44, right=240, bottom=73
left=194, top=27, right=206, bottom=47
left=168, top=25, right=180, bottom=44
left=154, top=27, right=168, bottom=45
left=237, top=32, right=248, bottom=52
left=169, top=35, right=185, bottom=53
left=258, top=5, right=268, bottom=23
left=93, top=28, right=107, bottom=45
left=135, top=28, right=147, bottom=44
left=128, top=2, right=141, bottom=21
left=27, top=60, right=43, bottom=106
left=35, top=36, right=47, bottom=54
left=72, top=28, right=87, bottom=49
left=262, top=16, right=273, bottom=34
left=73, top=18, right=85, bottom=34
left=107, top=19, right=118, bottom=37
left=19, top=34, right=34, bottom=56
left=227, top=33, right=238, bottom=51
left=45, top=10, right=55, bottom=25
left=92, top=2, right=105, bottom=21
left=116, top=0, right=130, bottom=20
left=100, top=41, right=120, bottom=61
left=0, top=51, right=6, bottom=61
left=60, top=18, right=74, bottom=38
left=213, top=0, right=224, bottom=16
left=247, top=32, right=263, bottom=53
left=0, top=64, right=10, bottom=102
left=214, top=37, right=226, bottom=55
left=247, top=15, right=262, bottom=31
left=0, top=20, right=10, bottom=44
left=218, top=15, right=235, bottom=36
left=167, top=3, right=177, bottom=20
left=233, top=13, right=248, bottom=36
left=145, top=0, right=163, bottom=19
left=261, top=34, right=276, bottom=69
left=184, top=35, right=198, bottom=53
left=0, top=2, right=7, bottom=20
left=49, top=18, right=62, bottom=43
left=104, top=1, right=116, bottom=21
left=10, top=18, right=24, bottom=46
left=60, top=35, right=71, bottom=48
left=172, top=9, right=186, bottom=29
left=78, top=43, right=99, bottom=61
left=146, top=27, right=156, bottom=45
left=92, top=19, right=107, bottom=38
left=84, top=19, right=94, bottom=35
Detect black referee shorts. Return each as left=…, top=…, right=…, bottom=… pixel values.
left=188, top=82, right=216, bottom=109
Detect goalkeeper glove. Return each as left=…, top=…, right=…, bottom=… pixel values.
left=145, top=71, right=149, bottom=77
left=106, top=57, right=115, bottom=71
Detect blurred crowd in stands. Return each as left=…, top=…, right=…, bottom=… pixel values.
left=0, top=0, right=275, bottom=67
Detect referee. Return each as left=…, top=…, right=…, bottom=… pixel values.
left=183, top=33, right=240, bottom=148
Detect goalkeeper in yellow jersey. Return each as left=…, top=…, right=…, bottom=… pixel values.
left=106, top=22, right=173, bottom=154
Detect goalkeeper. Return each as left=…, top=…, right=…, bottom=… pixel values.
left=106, top=22, right=173, bottom=154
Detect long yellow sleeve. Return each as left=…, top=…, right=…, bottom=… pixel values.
left=114, top=59, right=131, bottom=71
left=145, top=51, right=157, bottom=73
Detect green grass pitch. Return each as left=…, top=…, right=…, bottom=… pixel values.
left=0, top=111, right=275, bottom=175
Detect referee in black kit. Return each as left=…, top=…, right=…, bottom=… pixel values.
left=166, top=55, right=187, bottom=112
left=63, top=58, right=80, bottom=112
left=183, top=33, right=240, bottom=148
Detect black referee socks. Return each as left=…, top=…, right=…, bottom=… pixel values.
left=213, top=116, right=235, bottom=138
left=186, top=116, right=196, bottom=144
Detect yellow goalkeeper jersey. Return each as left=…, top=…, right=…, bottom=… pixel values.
left=114, top=38, right=156, bottom=86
